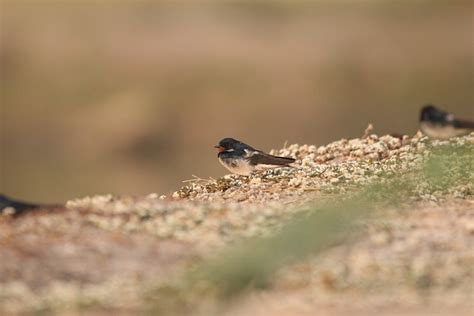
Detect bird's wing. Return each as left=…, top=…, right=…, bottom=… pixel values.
left=245, top=149, right=295, bottom=166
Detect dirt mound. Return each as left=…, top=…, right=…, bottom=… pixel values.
left=1, top=132, right=473, bottom=315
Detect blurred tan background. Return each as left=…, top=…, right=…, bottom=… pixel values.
left=1, top=1, right=473, bottom=203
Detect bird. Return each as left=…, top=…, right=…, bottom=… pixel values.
left=0, top=194, right=59, bottom=216
left=419, top=104, right=474, bottom=140
left=214, top=138, right=296, bottom=176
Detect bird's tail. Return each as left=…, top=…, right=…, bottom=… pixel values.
left=261, top=155, right=296, bottom=166
left=454, top=119, right=474, bottom=129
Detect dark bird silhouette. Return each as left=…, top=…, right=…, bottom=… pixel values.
left=420, top=104, right=474, bottom=140
left=0, top=194, right=60, bottom=216
left=214, top=138, right=295, bottom=175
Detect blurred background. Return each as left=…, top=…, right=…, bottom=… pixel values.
left=1, top=1, right=473, bottom=203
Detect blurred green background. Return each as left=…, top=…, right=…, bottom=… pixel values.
left=1, top=1, right=473, bottom=203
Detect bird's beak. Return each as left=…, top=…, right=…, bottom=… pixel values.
left=214, top=145, right=225, bottom=153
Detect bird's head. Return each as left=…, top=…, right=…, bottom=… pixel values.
left=214, top=137, right=241, bottom=153
left=420, top=104, right=448, bottom=123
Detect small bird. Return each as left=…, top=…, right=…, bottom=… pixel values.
left=0, top=194, right=59, bottom=216
left=214, top=138, right=296, bottom=176
left=419, top=104, right=474, bottom=140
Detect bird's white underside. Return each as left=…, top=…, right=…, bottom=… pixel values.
left=218, top=157, right=254, bottom=175
left=218, top=157, right=283, bottom=176
left=420, top=122, right=471, bottom=140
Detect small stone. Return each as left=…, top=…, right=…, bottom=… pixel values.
left=250, top=178, right=261, bottom=185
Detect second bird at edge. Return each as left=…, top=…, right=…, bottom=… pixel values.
left=420, top=104, right=474, bottom=140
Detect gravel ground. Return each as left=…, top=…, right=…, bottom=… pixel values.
left=0, top=131, right=473, bottom=315
left=227, top=200, right=474, bottom=316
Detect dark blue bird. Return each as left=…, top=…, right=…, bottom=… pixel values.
left=214, top=138, right=295, bottom=175
left=420, top=105, right=474, bottom=140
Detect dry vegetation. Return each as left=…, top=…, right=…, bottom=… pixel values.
left=1, top=132, right=473, bottom=315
